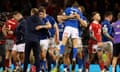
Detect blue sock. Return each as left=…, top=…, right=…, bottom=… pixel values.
left=73, top=48, right=77, bottom=59
left=60, top=45, right=65, bottom=55
left=40, top=60, right=43, bottom=70
left=52, top=60, right=56, bottom=67
left=77, top=59, right=83, bottom=68
left=64, top=64, right=68, bottom=68
left=43, top=60, right=47, bottom=70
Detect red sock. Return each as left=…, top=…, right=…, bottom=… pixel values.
left=99, top=62, right=104, bottom=70
left=85, top=62, right=90, bottom=69
left=4, top=59, right=9, bottom=67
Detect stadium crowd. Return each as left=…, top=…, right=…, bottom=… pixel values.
left=0, top=0, right=120, bottom=72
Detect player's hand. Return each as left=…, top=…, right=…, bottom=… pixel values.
left=35, top=25, right=42, bottom=30
left=5, top=28, right=9, bottom=30
left=75, top=13, right=81, bottom=20
left=7, top=30, right=14, bottom=35
left=110, top=37, right=113, bottom=41
left=56, top=40, right=59, bottom=45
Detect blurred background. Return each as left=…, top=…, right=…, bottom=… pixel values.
left=0, top=0, right=120, bottom=20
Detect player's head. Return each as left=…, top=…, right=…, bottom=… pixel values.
left=12, top=11, right=23, bottom=21
left=38, top=6, right=46, bottom=13
left=91, top=12, right=101, bottom=21
left=38, top=6, right=46, bottom=18
left=30, top=8, right=39, bottom=16
left=104, top=11, right=113, bottom=22
left=78, top=6, right=85, bottom=13
left=117, top=12, right=120, bottom=20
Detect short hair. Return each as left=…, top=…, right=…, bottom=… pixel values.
left=78, top=6, right=85, bottom=13
left=38, top=6, right=46, bottom=13
left=91, top=11, right=99, bottom=18
left=104, top=11, right=113, bottom=17
left=12, top=11, right=21, bottom=16
left=91, top=11, right=99, bottom=21
left=117, top=12, right=120, bottom=19
left=31, top=8, right=39, bottom=15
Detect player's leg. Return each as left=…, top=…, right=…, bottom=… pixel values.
left=71, top=27, right=79, bottom=61
left=63, top=52, right=71, bottom=72
left=71, top=27, right=79, bottom=71
left=112, top=43, right=120, bottom=72
left=59, top=26, right=70, bottom=57
left=77, top=38, right=83, bottom=72
left=14, top=43, right=25, bottom=71
left=17, top=43, right=25, bottom=65
left=39, top=39, right=49, bottom=71
left=102, top=41, right=113, bottom=71
left=48, top=38, right=56, bottom=68
left=97, top=49, right=104, bottom=72
left=12, top=44, right=18, bottom=68
left=58, top=27, right=70, bottom=71
left=5, top=39, right=14, bottom=71
left=96, top=42, right=105, bottom=72
left=63, top=39, right=72, bottom=72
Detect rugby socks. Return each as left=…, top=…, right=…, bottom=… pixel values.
left=39, top=60, right=43, bottom=70
left=43, top=60, right=47, bottom=71
left=73, top=48, right=77, bottom=60
left=60, top=45, right=65, bottom=56
left=77, top=58, right=83, bottom=69
left=99, top=62, right=104, bottom=71
left=64, top=64, right=69, bottom=72
left=104, top=65, right=109, bottom=71
left=4, top=59, right=9, bottom=68
left=85, top=62, right=89, bottom=70
left=40, top=60, right=47, bottom=71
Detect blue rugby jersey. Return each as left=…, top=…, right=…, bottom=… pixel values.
left=39, top=17, right=50, bottom=40
left=64, top=7, right=84, bottom=28
left=46, top=15, right=57, bottom=38
left=101, top=19, right=114, bottom=42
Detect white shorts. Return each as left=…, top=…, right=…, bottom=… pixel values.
left=12, top=43, right=25, bottom=52
left=5, top=39, right=15, bottom=50
left=49, top=38, right=55, bottom=48
left=102, top=41, right=113, bottom=53
left=92, top=44, right=103, bottom=53
left=63, top=26, right=79, bottom=38
left=40, top=39, right=49, bottom=50
left=78, top=37, right=83, bottom=48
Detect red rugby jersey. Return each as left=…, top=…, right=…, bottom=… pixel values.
left=5, top=18, right=18, bottom=41
left=89, top=22, right=102, bottom=42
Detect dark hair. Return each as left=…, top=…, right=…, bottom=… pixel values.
left=31, top=8, right=39, bottom=15
left=12, top=11, right=21, bottom=16
left=38, top=6, right=46, bottom=13
left=78, top=6, right=85, bottom=13
left=104, top=11, right=113, bottom=17
left=91, top=11, right=99, bottom=19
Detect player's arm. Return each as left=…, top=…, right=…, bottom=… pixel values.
left=2, top=24, right=8, bottom=37
left=54, top=23, right=59, bottom=44
left=75, top=14, right=87, bottom=27
left=102, top=25, right=113, bottom=41
left=57, top=14, right=76, bottom=22
left=35, top=21, right=51, bottom=30
left=89, top=25, right=97, bottom=41
left=57, top=15, right=64, bottom=23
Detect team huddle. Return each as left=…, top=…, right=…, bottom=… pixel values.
left=0, top=4, right=120, bottom=72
